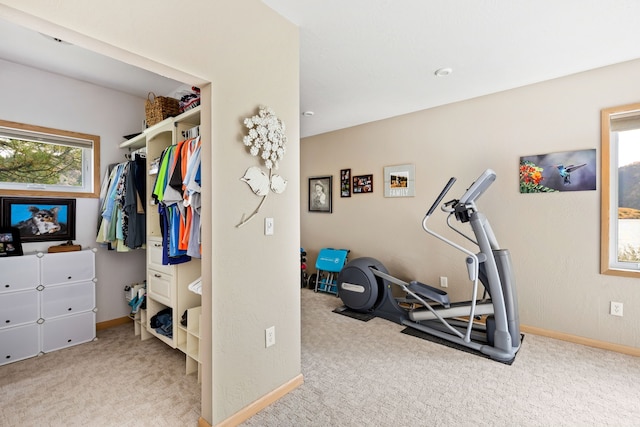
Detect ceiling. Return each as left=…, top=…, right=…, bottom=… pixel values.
left=0, top=17, right=185, bottom=100
left=264, top=0, right=640, bottom=137
left=2, top=1, right=640, bottom=138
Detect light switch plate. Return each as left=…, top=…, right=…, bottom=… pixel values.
left=265, top=217, right=274, bottom=235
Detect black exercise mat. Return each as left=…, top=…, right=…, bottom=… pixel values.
left=401, top=327, right=524, bottom=365
left=332, top=306, right=375, bottom=322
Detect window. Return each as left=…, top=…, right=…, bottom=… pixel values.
left=0, top=120, right=100, bottom=198
left=601, top=103, right=640, bottom=277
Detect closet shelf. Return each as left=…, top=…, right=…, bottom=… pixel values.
left=119, top=105, right=202, bottom=150
left=120, top=132, right=146, bottom=150
left=178, top=106, right=201, bottom=126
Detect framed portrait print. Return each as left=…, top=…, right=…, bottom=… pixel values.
left=309, top=176, right=332, bottom=213
left=340, top=169, right=351, bottom=197
left=0, top=197, right=76, bottom=243
left=352, top=174, right=373, bottom=194
left=0, top=226, right=23, bottom=257
left=384, top=164, right=415, bottom=197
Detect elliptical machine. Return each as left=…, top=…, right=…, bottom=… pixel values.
left=337, top=169, right=521, bottom=362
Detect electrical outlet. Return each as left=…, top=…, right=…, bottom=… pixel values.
left=439, top=276, right=448, bottom=288
left=265, top=326, right=276, bottom=347
left=610, top=301, right=623, bottom=317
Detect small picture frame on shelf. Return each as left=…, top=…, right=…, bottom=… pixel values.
left=0, top=226, right=23, bottom=257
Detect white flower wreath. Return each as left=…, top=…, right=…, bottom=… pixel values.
left=237, top=105, right=288, bottom=228
left=242, top=105, right=287, bottom=170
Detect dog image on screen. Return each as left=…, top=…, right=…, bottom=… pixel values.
left=20, top=206, right=62, bottom=235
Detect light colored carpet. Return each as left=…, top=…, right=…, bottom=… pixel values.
left=242, top=289, right=640, bottom=426
left=0, top=324, right=200, bottom=427
left=3, top=290, right=640, bottom=427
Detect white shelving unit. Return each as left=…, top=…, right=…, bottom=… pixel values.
left=121, top=106, right=203, bottom=375
left=185, top=305, right=202, bottom=379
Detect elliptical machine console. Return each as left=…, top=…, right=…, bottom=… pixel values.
left=337, top=169, right=521, bottom=362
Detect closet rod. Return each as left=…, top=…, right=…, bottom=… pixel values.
left=125, top=146, right=147, bottom=159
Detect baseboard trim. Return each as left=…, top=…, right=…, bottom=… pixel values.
left=211, top=374, right=304, bottom=427
left=521, top=324, right=640, bottom=357
left=96, top=316, right=132, bottom=331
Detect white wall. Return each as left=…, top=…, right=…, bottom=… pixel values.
left=301, top=58, right=640, bottom=350
left=0, top=58, right=147, bottom=322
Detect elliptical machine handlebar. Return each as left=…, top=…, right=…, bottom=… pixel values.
left=422, top=169, right=499, bottom=263
left=425, top=177, right=456, bottom=218
left=424, top=169, right=497, bottom=224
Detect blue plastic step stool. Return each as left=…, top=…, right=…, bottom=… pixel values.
left=312, top=248, right=349, bottom=295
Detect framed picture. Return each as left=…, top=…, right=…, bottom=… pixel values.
left=384, top=164, right=415, bottom=197
left=340, top=169, right=351, bottom=197
left=519, top=149, right=597, bottom=193
left=309, top=176, right=332, bottom=213
left=0, top=226, right=23, bottom=257
left=0, top=197, right=76, bottom=243
left=353, top=174, right=373, bottom=194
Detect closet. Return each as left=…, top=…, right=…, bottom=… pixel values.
left=120, top=106, right=203, bottom=375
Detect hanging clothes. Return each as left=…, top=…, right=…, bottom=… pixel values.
left=151, top=134, right=202, bottom=264
left=96, top=154, right=146, bottom=251
left=124, top=155, right=146, bottom=248
left=182, top=137, right=202, bottom=257
left=153, top=144, right=190, bottom=265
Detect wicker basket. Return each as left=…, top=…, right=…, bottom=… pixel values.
left=145, top=92, right=180, bottom=127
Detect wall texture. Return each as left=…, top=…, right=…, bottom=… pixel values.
left=301, top=59, right=640, bottom=350
left=0, top=1, right=300, bottom=425
left=0, top=58, right=147, bottom=323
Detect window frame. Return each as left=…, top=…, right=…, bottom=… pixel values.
left=600, top=102, right=640, bottom=278
left=0, top=119, right=100, bottom=199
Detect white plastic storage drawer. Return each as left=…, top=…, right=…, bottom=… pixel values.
left=148, top=269, right=173, bottom=306
left=0, top=255, right=39, bottom=293
left=40, top=250, right=95, bottom=286
left=0, top=323, right=40, bottom=366
left=42, top=311, right=95, bottom=352
left=147, top=238, right=171, bottom=273
left=41, top=282, right=95, bottom=319
left=0, top=290, right=39, bottom=328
